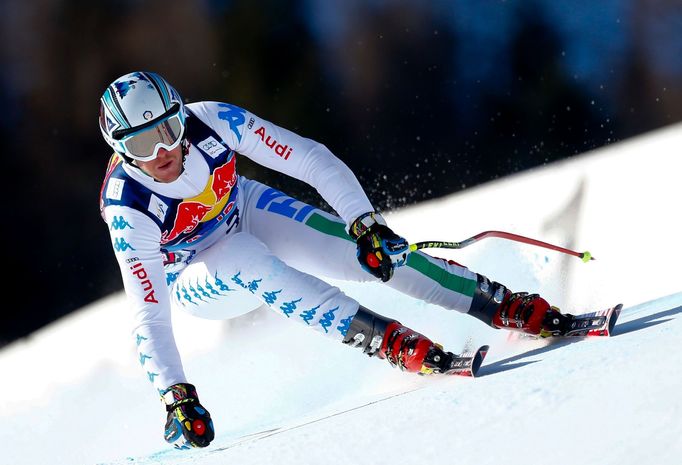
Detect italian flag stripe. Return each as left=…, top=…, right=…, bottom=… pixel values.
left=405, top=253, right=477, bottom=297
left=304, top=212, right=353, bottom=241
left=304, top=212, right=477, bottom=297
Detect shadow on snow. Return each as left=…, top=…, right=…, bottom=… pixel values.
left=612, top=305, right=682, bottom=336
left=478, top=304, right=682, bottom=377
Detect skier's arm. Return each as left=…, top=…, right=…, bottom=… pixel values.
left=191, top=102, right=409, bottom=281
left=105, top=206, right=215, bottom=448
left=191, top=101, right=375, bottom=225
left=104, top=205, right=187, bottom=394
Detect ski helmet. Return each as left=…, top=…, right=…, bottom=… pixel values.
left=99, top=71, right=186, bottom=162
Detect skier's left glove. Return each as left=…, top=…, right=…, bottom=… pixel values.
left=349, top=212, right=410, bottom=282
left=162, top=383, right=215, bottom=450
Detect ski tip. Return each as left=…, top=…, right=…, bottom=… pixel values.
left=608, top=303, right=624, bottom=335
left=471, top=345, right=490, bottom=377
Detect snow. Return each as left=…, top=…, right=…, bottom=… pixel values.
left=2, top=122, right=682, bottom=465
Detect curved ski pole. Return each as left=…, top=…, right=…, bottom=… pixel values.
left=409, top=230, right=594, bottom=262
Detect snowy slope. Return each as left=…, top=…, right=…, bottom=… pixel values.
left=2, top=123, right=681, bottom=465
left=104, top=291, right=682, bottom=465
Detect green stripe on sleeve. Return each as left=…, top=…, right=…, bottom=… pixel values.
left=305, top=212, right=476, bottom=298
left=304, top=213, right=354, bottom=242
left=406, top=253, right=477, bottom=297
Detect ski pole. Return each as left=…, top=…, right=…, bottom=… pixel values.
left=408, top=230, right=594, bottom=262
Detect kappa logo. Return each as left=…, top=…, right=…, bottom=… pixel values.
left=198, top=136, right=226, bottom=158
left=110, top=215, right=133, bottom=231
left=336, top=315, right=353, bottom=337
left=280, top=298, right=303, bottom=318
left=139, top=353, right=152, bottom=365
left=113, top=237, right=135, bottom=252
left=299, top=305, right=320, bottom=325
left=319, top=306, right=339, bottom=333
left=217, top=103, right=246, bottom=142
left=262, top=289, right=282, bottom=305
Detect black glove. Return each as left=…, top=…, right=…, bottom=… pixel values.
left=349, top=212, right=410, bottom=282
left=162, top=383, right=215, bottom=449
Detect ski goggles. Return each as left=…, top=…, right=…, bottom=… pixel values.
left=113, top=104, right=185, bottom=161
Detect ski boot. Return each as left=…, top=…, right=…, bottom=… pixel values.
left=467, top=275, right=573, bottom=337
left=342, top=306, right=457, bottom=375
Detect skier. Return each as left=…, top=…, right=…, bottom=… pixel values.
left=99, top=71, right=568, bottom=449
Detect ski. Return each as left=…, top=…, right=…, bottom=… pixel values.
left=510, top=304, right=623, bottom=341
left=557, top=303, right=622, bottom=337
left=440, top=344, right=489, bottom=377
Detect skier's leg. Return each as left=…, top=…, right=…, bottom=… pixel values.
left=465, top=274, right=569, bottom=336
left=170, top=231, right=455, bottom=374
left=341, top=305, right=469, bottom=374
left=170, top=231, right=358, bottom=339
left=238, top=178, right=563, bottom=336
left=390, top=255, right=568, bottom=336
left=237, top=178, right=372, bottom=281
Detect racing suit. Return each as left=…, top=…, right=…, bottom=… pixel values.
left=100, top=101, right=478, bottom=394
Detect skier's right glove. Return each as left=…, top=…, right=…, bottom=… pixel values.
left=162, top=383, right=215, bottom=449
left=349, top=212, right=410, bottom=282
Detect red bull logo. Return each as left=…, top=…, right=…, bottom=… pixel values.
left=161, top=154, right=237, bottom=244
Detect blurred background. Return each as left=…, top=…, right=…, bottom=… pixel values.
left=1, top=0, right=680, bottom=347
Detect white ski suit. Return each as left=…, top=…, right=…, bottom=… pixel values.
left=100, top=101, right=478, bottom=395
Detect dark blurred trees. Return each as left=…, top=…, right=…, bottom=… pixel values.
left=0, top=0, right=679, bottom=346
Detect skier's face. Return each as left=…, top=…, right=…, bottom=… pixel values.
left=135, top=144, right=184, bottom=182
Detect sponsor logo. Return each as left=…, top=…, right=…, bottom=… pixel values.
left=217, top=103, right=246, bottom=142
left=262, top=289, right=282, bottom=305
left=106, top=178, right=125, bottom=201
left=129, top=262, right=159, bottom=303
left=255, top=187, right=315, bottom=223
left=113, top=237, right=135, bottom=252
left=247, top=117, right=255, bottom=129
left=319, top=306, right=339, bottom=333
left=280, top=298, right=302, bottom=318
left=197, top=136, right=227, bottom=158
left=231, top=271, right=262, bottom=294
left=161, top=153, right=237, bottom=244
left=254, top=126, right=292, bottom=160
left=110, top=215, right=133, bottom=231
left=148, top=194, right=169, bottom=222
left=337, top=315, right=353, bottom=337
left=299, top=305, right=320, bottom=325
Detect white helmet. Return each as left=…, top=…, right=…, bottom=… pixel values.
left=99, top=71, right=186, bottom=162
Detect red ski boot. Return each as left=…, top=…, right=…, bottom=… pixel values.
left=343, top=306, right=452, bottom=374
left=467, top=275, right=570, bottom=336
left=379, top=321, right=437, bottom=373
